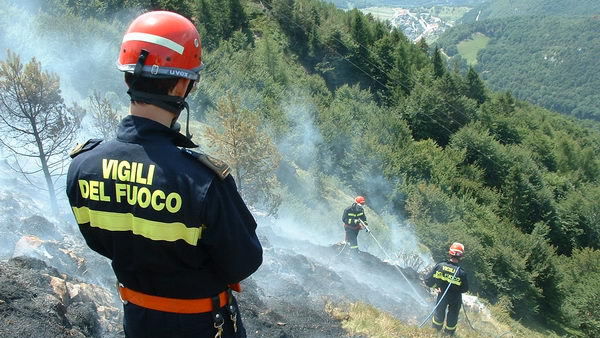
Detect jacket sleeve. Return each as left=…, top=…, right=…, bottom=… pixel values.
left=342, top=207, right=349, bottom=224
left=359, top=207, right=367, bottom=224
left=201, top=175, right=263, bottom=284
left=66, top=160, right=112, bottom=259
left=459, top=269, right=469, bottom=293
left=424, top=264, right=439, bottom=287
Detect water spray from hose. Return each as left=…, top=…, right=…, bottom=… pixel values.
left=359, top=219, right=427, bottom=305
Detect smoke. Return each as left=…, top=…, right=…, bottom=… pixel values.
left=273, top=89, right=346, bottom=245
left=250, top=88, right=434, bottom=316
left=271, top=87, right=432, bottom=264
left=0, top=0, right=134, bottom=214
left=0, top=0, right=128, bottom=103
left=0, top=0, right=436, bottom=327
left=277, top=92, right=323, bottom=170
left=0, top=3, right=129, bottom=298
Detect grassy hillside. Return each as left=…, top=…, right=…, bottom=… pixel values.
left=327, top=301, right=564, bottom=337
left=2, top=0, right=600, bottom=336
left=456, top=32, right=489, bottom=65
left=438, top=15, right=600, bottom=120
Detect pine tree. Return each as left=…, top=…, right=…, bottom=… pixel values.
left=227, top=0, right=248, bottom=39
left=388, top=44, right=412, bottom=98
left=88, top=91, right=121, bottom=139
left=195, top=0, right=217, bottom=50
left=0, top=51, right=82, bottom=215
left=466, top=66, right=487, bottom=104
left=204, top=93, right=282, bottom=214
left=416, top=38, right=429, bottom=54
left=350, top=9, right=371, bottom=60
left=432, top=47, right=445, bottom=78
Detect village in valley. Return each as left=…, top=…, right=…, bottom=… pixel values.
left=361, top=5, right=472, bottom=41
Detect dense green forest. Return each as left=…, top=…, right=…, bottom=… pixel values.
left=461, top=0, right=600, bottom=22
left=2, top=0, right=600, bottom=336
left=323, top=0, right=486, bottom=10
left=437, top=15, right=600, bottom=120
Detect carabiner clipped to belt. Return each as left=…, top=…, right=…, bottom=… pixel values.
left=227, top=288, right=238, bottom=333
left=116, top=281, right=128, bottom=304
left=211, top=295, right=224, bottom=338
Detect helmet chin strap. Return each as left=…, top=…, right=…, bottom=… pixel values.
left=181, top=80, right=195, bottom=140
left=170, top=100, right=193, bottom=140
left=128, top=88, right=187, bottom=116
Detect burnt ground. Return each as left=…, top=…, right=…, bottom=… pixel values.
left=238, top=277, right=354, bottom=338
left=233, top=224, right=433, bottom=337
left=0, top=188, right=434, bottom=337
left=0, top=256, right=121, bottom=338
left=0, top=229, right=432, bottom=338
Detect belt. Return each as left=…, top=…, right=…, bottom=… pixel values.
left=118, top=284, right=228, bottom=314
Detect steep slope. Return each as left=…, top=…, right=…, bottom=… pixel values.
left=0, top=188, right=434, bottom=338
left=461, top=0, right=600, bottom=22
left=438, top=15, right=600, bottom=120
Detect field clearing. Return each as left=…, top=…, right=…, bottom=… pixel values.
left=430, top=6, right=471, bottom=21
left=457, top=32, right=490, bottom=65
left=361, top=7, right=399, bottom=21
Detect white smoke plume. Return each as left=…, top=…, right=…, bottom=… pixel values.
left=0, top=1, right=437, bottom=329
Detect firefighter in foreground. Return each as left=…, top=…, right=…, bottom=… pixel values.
left=425, top=242, right=469, bottom=336
left=66, top=11, right=262, bottom=338
left=341, top=196, right=368, bottom=250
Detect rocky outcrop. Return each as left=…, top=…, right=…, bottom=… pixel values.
left=0, top=186, right=433, bottom=337
left=0, top=256, right=122, bottom=338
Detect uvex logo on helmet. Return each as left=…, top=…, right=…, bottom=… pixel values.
left=116, top=11, right=204, bottom=80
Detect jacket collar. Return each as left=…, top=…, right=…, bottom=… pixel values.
left=117, top=115, right=197, bottom=148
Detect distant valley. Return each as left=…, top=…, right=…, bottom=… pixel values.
left=325, top=0, right=484, bottom=42
left=332, top=0, right=600, bottom=120
left=361, top=6, right=470, bottom=42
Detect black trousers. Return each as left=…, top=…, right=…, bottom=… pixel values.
left=344, top=227, right=360, bottom=249
left=123, top=296, right=246, bottom=338
left=432, top=293, right=461, bottom=335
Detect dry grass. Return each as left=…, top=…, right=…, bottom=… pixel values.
left=326, top=300, right=561, bottom=338
left=327, top=301, right=440, bottom=338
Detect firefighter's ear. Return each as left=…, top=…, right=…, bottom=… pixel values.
left=169, top=78, right=191, bottom=97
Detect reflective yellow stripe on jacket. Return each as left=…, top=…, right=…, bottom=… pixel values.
left=347, top=212, right=364, bottom=223
left=71, top=206, right=201, bottom=246
left=432, top=270, right=462, bottom=286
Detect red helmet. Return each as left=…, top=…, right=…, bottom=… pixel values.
left=117, top=11, right=203, bottom=80
left=449, top=242, right=465, bottom=257
left=355, top=196, right=366, bottom=205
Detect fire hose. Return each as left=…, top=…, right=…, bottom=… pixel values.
left=358, top=219, right=426, bottom=305
left=418, top=267, right=460, bottom=328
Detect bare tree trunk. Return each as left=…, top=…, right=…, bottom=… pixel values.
left=41, top=155, right=59, bottom=215
left=33, top=121, right=58, bottom=215
left=0, top=51, right=79, bottom=217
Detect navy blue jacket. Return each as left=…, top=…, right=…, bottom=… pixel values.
left=342, top=203, right=367, bottom=230
left=425, top=260, right=468, bottom=300
left=67, top=115, right=262, bottom=299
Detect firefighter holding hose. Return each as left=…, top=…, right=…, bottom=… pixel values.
left=424, top=242, right=469, bottom=336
